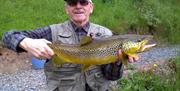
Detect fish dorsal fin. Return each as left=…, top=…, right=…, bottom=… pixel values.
left=80, top=36, right=93, bottom=46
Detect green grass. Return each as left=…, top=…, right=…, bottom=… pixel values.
left=117, top=56, right=180, bottom=91
left=0, top=0, right=180, bottom=44
left=0, top=0, right=67, bottom=37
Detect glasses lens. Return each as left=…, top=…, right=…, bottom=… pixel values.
left=67, top=0, right=77, bottom=6
left=67, top=0, right=89, bottom=6
left=79, top=0, right=89, bottom=6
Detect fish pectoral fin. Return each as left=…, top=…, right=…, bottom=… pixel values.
left=52, top=55, right=65, bottom=67
left=118, top=52, right=129, bottom=67
left=80, top=36, right=93, bottom=46
left=122, top=59, right=128, bottom=68
left=81, top=65, right=91, bottom=72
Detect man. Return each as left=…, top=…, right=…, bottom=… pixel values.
left=2, top=0, right=139, bottom=91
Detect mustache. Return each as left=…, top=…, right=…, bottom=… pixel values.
left=73, top=9, right=85, bottom=13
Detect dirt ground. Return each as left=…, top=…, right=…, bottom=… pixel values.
left=0, top=47, right=32, bottom=74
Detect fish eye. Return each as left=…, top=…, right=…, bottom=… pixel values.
left=137, top=39, right=141, bottom=42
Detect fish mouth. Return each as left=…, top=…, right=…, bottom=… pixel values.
left=140, top=39, right=156, bottom=52
left=141, top=43, right=156, bottom=52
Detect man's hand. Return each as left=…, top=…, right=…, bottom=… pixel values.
left=19, top=38, right=54, bottom=59
left=118, top=49, right=139, bottom=63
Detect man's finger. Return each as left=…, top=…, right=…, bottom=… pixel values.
left=118, top=49, right=123, bottom=59
left=128, top=56, right=134, bottom=63
left=134, top=55, right=140, bottom=61
left=44, top=45, right=54, bottom=57
left=41, top=39, right=52, bottom=44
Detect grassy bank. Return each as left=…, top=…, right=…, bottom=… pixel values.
left=0, top=0, right=67, bottom=37
left=117, top=56, right=180, bottom=91
left=0, top=0, right=180, bottom=44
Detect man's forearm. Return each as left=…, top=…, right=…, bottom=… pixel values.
left=2, top=30, right=27, bottom=52
left=2, top=26, right=52, bottom=52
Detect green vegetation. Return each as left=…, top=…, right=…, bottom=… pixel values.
left=0, top=0, right=67, bottom=37
left=0, top=0, right=180, bottom=44
left=117, top=56, right=180, bottom=91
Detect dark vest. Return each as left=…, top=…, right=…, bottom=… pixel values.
left=44, top=21, right=113, bottom=91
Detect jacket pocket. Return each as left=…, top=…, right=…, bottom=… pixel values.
left=94, top=71, right=107, bottom=83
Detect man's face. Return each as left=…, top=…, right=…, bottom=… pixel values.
left=65, top=0, right=93, bottom=25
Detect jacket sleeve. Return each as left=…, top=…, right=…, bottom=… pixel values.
left=2, top=26, right=52, bottom=52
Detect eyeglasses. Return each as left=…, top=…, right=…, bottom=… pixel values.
left=66, top=0, right=90, bottom=6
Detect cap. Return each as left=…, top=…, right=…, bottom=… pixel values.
left=64, top=0, right=92, bottom=3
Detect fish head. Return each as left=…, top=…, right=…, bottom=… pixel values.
left=122, top=41, right=141, bottom=57
left=122, top=38, right=156, bottom=57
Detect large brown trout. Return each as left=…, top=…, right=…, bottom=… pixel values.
left=48, top=35, right=156, bottom=71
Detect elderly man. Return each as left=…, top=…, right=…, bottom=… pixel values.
left=3, top=0, right=139, bottom=91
